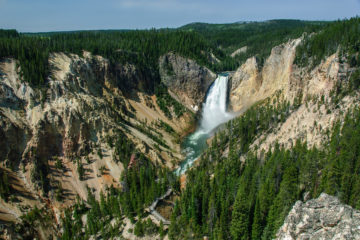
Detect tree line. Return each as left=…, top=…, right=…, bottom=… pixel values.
left=0, top=29, right=218, bottom=88
left=182, top=20, right=328, bottom=71
left=0, top=19, right=332, bottom=90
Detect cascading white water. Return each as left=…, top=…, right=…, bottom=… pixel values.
left=176, top=74, right=235, bottom=175
left=199, top=75, right=233, bottom=133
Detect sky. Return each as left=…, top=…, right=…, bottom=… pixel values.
left=0, top=0, right=359, bottom=32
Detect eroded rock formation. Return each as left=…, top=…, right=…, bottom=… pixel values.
left=276, top=193, right=360, bottom=240
left=0, top=51, right=196, bottom=234
left=159, top=52, right=216, bottom=112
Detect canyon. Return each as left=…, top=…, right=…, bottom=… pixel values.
left=0, top=25, right=359, bottom=239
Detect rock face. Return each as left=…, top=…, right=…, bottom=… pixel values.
left=229, top=38, right=303, bottom=112
left=229, top=37, right=342, bottom=113
left=228, top=56, right=261, bottom=112
left=276, top=193, right=360, bottom=240
left=231, top=46, right=248, bottom=58
left=228, top=37, right=357, bottom=152
left=0, top=52, right=194, bottom=236
left=159, top=52, right=217, bottom=112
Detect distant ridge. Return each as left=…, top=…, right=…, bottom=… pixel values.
left=180, top=19, right=329, bottom=31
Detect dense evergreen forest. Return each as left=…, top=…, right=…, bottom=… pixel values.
left=181, top=20, right=328, bottom=70
left=168, top=102, right=360, bottom=239
left=295, top=17, right=360, bottom=68
left=0, top=29, right=218, bottom=87
left=0, top=19, right=328, bottom=88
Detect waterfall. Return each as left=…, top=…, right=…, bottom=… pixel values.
left=199, top=75, right=233, bottom=133
left=176, top=74, right=234, bottom=175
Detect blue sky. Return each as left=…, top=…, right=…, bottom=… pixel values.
left=0, top=0, right=359, bottom=32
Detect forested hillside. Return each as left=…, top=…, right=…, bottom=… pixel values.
left=295, top=17, right=360, bottom=68
left=168, top=17, right=360, bottom=239
left=169, top=103, right=360, bottom=239
left=181, top=20, right=327, bottom=70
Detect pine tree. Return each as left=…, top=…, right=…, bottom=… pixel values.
left=251, top=197, right=263, bottom=239
left=230, top=186, right=250, bottom=240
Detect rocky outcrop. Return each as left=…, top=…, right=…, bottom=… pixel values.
left=228, top=56, right=261, bottom=112
left=159, top=52, right=216, bottom=112
left=228, top=38, right=358, bottom=152
left=0, top=52, right=193, bottom=234
left=231, top=46, right=247, bottom=58
left=0, top=114, right=29, bottom=165
left=276, top=193, right=360, bottom=240
left=0, top=59, right=32, bottom=165
left=229, top=38, right=302, bottom=112
left=0, top=52, right=189, bottom=168
left=228, top=38, right=342, bottom=113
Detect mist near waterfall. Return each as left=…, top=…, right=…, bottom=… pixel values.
left=176, top=74, right=235, bottom=175
left=199, top=75, right=234, bottom=133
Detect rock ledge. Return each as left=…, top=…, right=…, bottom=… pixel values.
left=276, top=193, right=360, bottom=240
